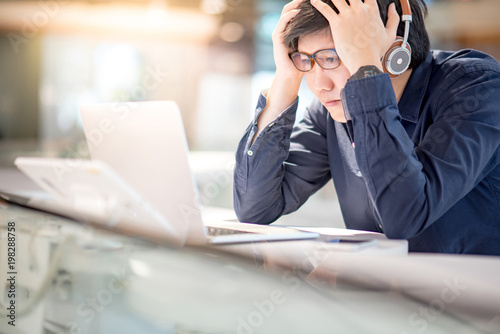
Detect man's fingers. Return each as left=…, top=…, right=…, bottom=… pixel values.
left=311, top=0, right=338, bottom=23
left=278, top=0, right=303, bottom=30
left=272, top=8, right=301, bottom=44
left=328, top=0, right=349, bottom=13
left=385, top=2, right=400, bottom=39
left=282, top=0, right=304, bottom=16
left=275, top=8, right=301, bottom=35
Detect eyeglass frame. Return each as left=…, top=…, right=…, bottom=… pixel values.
left=288, top=48, right=341, bottom=72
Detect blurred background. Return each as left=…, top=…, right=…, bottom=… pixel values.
left=0, top=0, right=499, bottom=227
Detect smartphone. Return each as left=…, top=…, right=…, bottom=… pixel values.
left=326, top=237, right=378, bottom=251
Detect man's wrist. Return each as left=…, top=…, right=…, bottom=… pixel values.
left=349, top=65, right=384, bottom=82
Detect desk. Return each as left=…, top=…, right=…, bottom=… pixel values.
left=1, top=199, right=500, bottom=334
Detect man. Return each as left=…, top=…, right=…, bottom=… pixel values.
left=233, top=0, right=500, bottom=254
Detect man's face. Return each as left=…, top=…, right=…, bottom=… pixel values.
left=297, top=29, right=351, bottom=123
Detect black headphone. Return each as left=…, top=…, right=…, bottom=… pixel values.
left=382, top=0, right=412, bottom=77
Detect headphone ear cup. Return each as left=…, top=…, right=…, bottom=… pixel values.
left=383, top=37, right=412, bottom=78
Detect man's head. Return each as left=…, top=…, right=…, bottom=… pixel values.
left=284, top=0, right=430, bottom=70
left=283, top=0, right=430, bottom=123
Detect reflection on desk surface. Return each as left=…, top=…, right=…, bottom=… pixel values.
left=0, top=201, right=499, bottom=334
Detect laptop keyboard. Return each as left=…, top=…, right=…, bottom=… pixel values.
left=207, top=226, right=253, bottom=236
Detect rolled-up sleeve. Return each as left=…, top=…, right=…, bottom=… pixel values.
left=233, top=92, right=332, bottom=224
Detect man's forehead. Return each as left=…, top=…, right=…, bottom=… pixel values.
left=297, top=29, right=335, bottom=53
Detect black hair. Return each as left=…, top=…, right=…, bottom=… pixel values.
left=284, top=0, right=430, bottom=69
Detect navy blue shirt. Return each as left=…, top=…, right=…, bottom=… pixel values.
left=234, top=50, right=500, bottom=255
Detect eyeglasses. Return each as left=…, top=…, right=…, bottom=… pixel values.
left=289, top=48, right=341, bottom=72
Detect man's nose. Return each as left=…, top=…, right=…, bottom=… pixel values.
left=311, top=66, right=334, bottom=91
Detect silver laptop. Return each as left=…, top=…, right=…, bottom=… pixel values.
left=13, top=157, right=186, bottom=246
left=69, top=100, right=316, bottom=245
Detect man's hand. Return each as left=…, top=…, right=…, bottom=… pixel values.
left=272, top=0, right=305, bottom=80
left=311, top=0, right=400, bottom=75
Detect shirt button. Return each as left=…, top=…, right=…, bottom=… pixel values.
left=352, top=142, right=356, bottom=149
left=247, top=150, right=254, bottom=156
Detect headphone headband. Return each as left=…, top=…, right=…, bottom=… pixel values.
left=400, top=0, right=412, bottom=22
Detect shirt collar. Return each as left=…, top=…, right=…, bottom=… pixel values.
left=397, top=52, right=433, bottom=123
